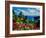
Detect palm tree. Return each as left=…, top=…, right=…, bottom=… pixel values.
left=18, top=11, right=25, bottom=24
left=19, top=11, right=24, bottom=18
left=13, top=10, right=17, bottom=21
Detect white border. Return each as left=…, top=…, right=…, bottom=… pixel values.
left=10, top=4, right=43, bottom=34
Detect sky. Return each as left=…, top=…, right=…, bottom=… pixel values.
left=12, top=7, right=40, bottom=16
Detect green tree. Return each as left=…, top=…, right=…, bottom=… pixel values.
left=13, top=10, right=17, bottom=21
left=19, top=11, right=24, bottom=18
left=19, top=11, right=28, bottom=24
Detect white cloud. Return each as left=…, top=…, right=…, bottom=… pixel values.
left=27, top=9, right=40, bottom=16
left=14, top=8, right=40, bottom=16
